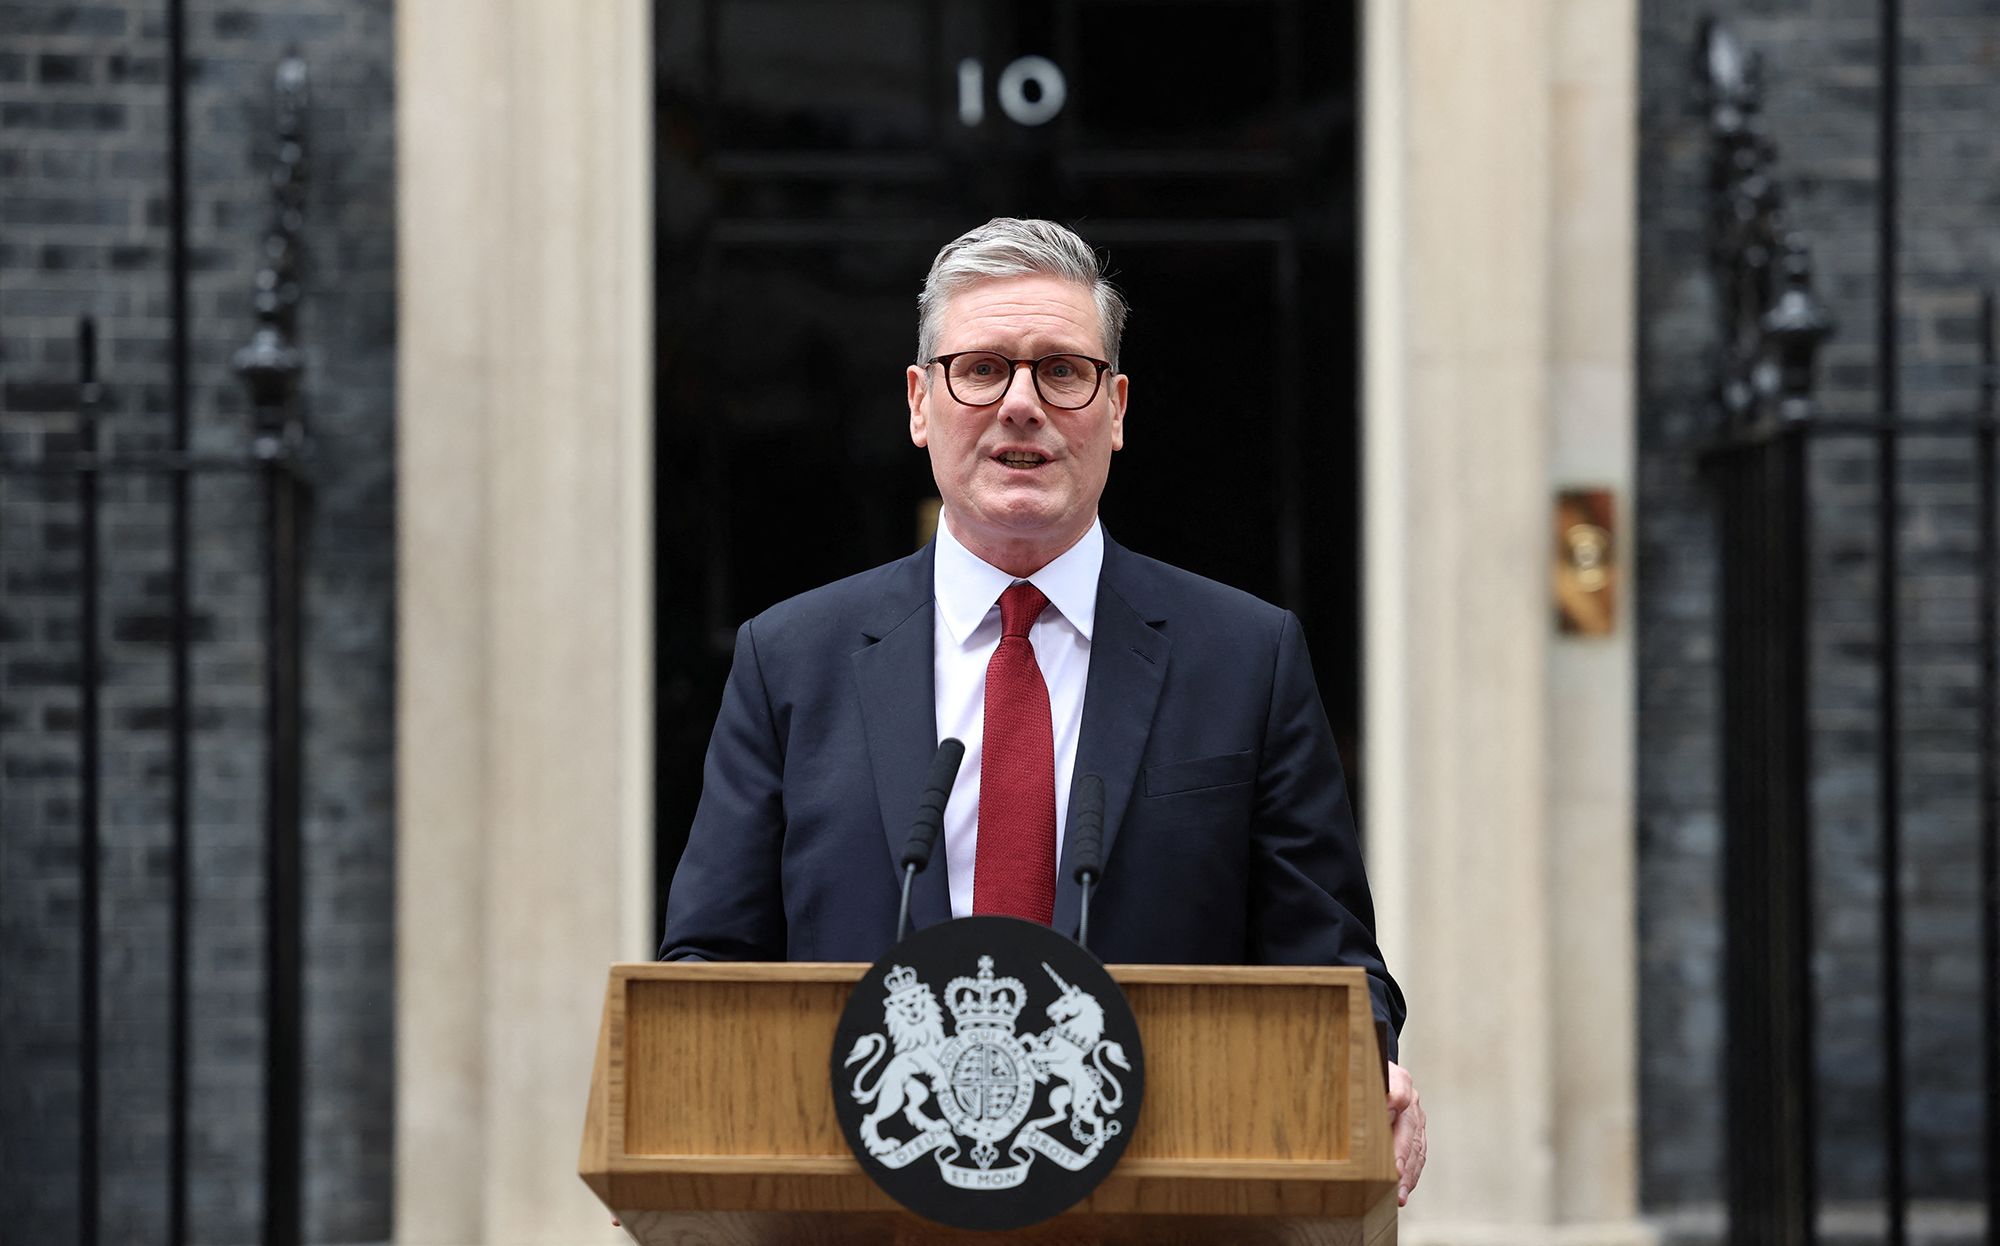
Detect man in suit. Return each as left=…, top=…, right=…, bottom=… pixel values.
left=662, top=218, right=1426, bottom=1203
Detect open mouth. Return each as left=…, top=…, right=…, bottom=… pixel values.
left=995, top=451, right=1048, bottom=470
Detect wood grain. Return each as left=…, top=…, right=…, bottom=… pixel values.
left=615, top=1208, right=1382, bottom=1245
left=1119, top=981, right=1348, bottom=1161
left=1364, top=1189, right=1399, bottom=1245
left=615, top=1207, right=1382, bottom=1245
left=582, top=961, right=1397, bottom=1242
left=625, top=977, right=853, bottom=1157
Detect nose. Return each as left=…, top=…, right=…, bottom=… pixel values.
left=996, top=360, right=1045, bottom=425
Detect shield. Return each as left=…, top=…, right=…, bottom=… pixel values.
left=937, top=1033, right=1035, bottom=1143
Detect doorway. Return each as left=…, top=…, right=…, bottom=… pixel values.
left=653, top=0, right=1362, bottom=922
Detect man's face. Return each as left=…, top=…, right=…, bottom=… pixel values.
left=906, top=275, right=1128, bottom=572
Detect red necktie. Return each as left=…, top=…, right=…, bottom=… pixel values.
left=973, top=582, right=1057, bottom=924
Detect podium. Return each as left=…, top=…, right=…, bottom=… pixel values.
left=580, top=962, right=1398, bottom=1245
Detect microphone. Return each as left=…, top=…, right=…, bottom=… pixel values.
left=1070, top=774, right=1105, bottom=952
left=895, top=738, right=965, bottom=942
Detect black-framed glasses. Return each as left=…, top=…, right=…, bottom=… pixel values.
left=927, top=351, right=1113, bottom=410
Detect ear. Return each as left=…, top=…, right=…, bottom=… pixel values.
left=1107, top=372, right=1128, bottom=452
left=907, top=364, right=931, bottom=448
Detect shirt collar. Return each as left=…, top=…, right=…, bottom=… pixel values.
left=934, top=516, right=1103, bottom=646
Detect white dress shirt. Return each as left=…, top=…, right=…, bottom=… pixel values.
left=933, top=517, right=1102, bottom=919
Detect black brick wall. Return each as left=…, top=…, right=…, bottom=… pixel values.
left=0, top=2, right=394, bottom=1242
left=1639, top=0, right=1998, bottom=1215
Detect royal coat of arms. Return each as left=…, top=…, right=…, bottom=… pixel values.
left=842, top=954, right=1134, bottom=1190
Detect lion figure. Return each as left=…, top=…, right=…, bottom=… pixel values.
left=844, top=968, right=948, bottom=1157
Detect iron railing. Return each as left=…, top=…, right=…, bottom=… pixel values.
left=1698, top=12, right=1999, bottom=1245
left=0, top=41, right=312, bottom=1246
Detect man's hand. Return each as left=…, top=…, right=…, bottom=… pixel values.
left=1387, top=1061, right=1426, bottom=1206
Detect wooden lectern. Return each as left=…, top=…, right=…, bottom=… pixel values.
left=580, top=962, right=1398, bottom=1245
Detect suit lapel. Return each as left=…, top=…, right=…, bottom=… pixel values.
left=852, top=544, right=951, bottom=932
left=1054, top=540, right=1170, bottom=939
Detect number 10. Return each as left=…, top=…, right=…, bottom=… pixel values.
left=957, top=56, right=1067, bottom=128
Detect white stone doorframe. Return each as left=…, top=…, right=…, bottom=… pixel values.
left=393, top=1, right=1649, bottom=1242
left=394, top=2, right=652, bottom=1243
left=1364, top=1, right=1650, bottom=1242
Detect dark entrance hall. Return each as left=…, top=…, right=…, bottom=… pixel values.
left=652, top=1, right=1363, bottom=913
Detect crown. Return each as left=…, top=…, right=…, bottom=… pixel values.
left=882, top=964, right=924, bottom=1001
left=945, top=956, right=1025, bottom=1033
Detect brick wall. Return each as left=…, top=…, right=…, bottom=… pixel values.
left=0, top=1, right=394, bottom=1241
left=1638, top=0, right=1998, bottom=1213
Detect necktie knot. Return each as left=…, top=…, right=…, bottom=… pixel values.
left=997, top=582, right=1050, bottom=639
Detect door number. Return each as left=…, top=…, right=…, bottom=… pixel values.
left=957, top=56, right=1066, bottom=128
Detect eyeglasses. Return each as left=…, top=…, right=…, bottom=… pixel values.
left=927, top=351, right=1113, bottom=410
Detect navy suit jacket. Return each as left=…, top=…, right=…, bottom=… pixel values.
left=660, top=534, right=1405, bottom=1054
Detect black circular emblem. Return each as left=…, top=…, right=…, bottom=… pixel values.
left=830, top=916, right=1145, bottom=1231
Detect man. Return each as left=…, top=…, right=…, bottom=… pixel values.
left=662, top=218, right=1426, bottom=1203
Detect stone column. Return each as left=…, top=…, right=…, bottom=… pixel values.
left=1363, top=1, right=1650, bottom=1241
left=395, top=2, right=653, bottom=1242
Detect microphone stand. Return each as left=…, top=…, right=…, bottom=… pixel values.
left=1077, top=870, right=1097, bottom=951
left=895, top=738, right=965, bottom=943
left=896, top=861, right=921, bottom=945
left=1071, top=775, right=1105, bottom=953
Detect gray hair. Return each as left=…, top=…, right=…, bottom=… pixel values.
left=916, top=218, right=1129, bottom=371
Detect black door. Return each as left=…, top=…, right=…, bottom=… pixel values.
left=654, top=0, right=1361, bottom=923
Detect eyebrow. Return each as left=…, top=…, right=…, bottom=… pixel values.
left=949, top=346, right=1103, bottom=359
